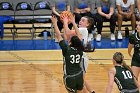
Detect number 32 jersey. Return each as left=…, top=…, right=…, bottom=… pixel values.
left=59, top=40, right=83, bottom=75
left=114, top=66, right=137, bottom=91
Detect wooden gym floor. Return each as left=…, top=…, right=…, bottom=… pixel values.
left=0, top=49, right=138, bottom=93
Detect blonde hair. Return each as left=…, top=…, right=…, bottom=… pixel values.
left=113, top=52, right=137, bottom=79
left=113, top=52, right=124, bottom=64
left=113, top=52, right=131, bottom=72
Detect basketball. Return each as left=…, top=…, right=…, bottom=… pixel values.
left=60, top=11, right=73, bottom=24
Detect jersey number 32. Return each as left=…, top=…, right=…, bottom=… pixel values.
left=70, top=54, right=81, bottom=64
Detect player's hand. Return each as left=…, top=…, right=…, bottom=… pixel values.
left=62, top=16, right=69, bottom=24
left=69, top=14, right=75, bottom=24
left=106, top=14, right=111, bottom=19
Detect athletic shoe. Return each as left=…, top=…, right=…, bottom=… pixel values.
left=117, top=32, right=123, bottom=39
left=110, top=34, right=115, bottom=41
left=96, top=34, right=101, bottom=41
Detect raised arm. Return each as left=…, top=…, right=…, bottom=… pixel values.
left=51, top=16, right=63, bottom=42
left=63, top=17, right=71, bottom=36
left=69, top=15, right=82, bottom=40
left=52, top=6, right=60, bottom=17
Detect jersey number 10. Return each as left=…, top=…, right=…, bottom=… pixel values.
left=122, top=71, right=133, bottom=79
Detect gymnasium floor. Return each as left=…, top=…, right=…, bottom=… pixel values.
left=0, top=37, right=136, bottom=93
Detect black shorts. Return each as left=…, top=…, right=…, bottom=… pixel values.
left=120, top=91, right=139, bottom=93
left=120, top=88, right=139, bottom=93
left=63, top=71, right=83, bottom=93
left=131, top=56, right=140, bottom=67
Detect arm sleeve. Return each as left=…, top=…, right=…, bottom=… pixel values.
left=59, top=40, right=68, bottom=56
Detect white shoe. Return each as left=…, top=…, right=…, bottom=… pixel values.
left=96, top=34, right=101, bottom=41
left=110, top=34, right=115, bottom=41
left=89, top=33, right=93, bottom=39
left=117, top=32, right=123, bottom=39
left=88, top=33, right=93, bottom=42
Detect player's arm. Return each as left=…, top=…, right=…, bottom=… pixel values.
left=52, top=6, right=60, bottom=17
left=67, top=5, right=70, bottom=11
left=128, top=43, right=134, bottom=57
left=69, top=15, right=82, bottom=40
left=51, top=15, right=63, bottom=42
left=63, top=17, right=71, bottom=36
left=105, top=68, right=116, bottom=93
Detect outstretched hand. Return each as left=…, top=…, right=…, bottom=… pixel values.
left=61, top=16, right=69, bottom=24
left=69, top=14, right=75, bottom=24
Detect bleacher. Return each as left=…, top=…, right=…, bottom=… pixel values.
left=0, top=0, right=53, bottom=40
left=0, top=0, right=136, bottom=40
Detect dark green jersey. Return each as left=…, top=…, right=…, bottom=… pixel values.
left=129, top=32, right=140, bottom=58
left=114, top=66, right=137, bottom=91
left=59, top=40, right=83, bottom=75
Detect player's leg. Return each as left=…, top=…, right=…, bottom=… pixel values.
left=131, top=66, right=140, bottom=79
left=76, top=72, right=84, bottom=93
left=63, top=76, right=76, bottom=93
left=84, top=80, right=95, bottom=93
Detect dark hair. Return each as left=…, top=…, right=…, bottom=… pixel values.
left=113, top=52, right=137, bottom=79
left=70, top=36, right=85, bottom=51
left=83, top=16, right=94, bottom=30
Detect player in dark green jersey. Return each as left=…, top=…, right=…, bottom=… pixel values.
left=128, top=21, right=140, bottom=88
left=106, top=52, right=139, bottom=93
left=61, top=14, right=95, bottom=93
left=51, top=14, right=84, bottom=93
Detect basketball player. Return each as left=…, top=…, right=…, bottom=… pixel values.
left=51, top=15, right=84, bottom=93
left=106, top=52, right=139, bottom=93
left=61, top=13, right=95, bottom=93
left=128, top=21, right=140, bottom=88
left=61, top=14, right=94, bottom=47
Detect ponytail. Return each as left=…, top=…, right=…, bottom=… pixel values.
left=122, top=61, right=132, bottom=74
left=113, top=52, right=138, bottom=80
left=122, top=61, right=138, bottom=80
